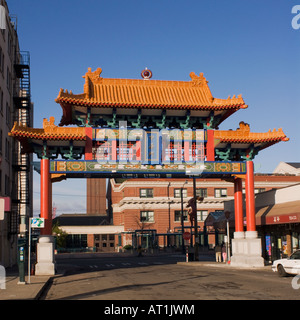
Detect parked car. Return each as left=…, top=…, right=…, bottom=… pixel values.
left=272, top=250, right=300, bottom=276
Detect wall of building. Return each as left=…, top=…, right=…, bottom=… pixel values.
left=86, top=178, right=107, bottom=215
left=109, top=175, right=300, bottom=249
left=0, top=1, right=25, bottom=267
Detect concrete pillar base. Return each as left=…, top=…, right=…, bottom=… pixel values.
left=230, top=233, right=265, bottom=268
left=35, top=236, right=55, bottom=276
left=245, top=231, right=258, bottom=239
left=233, top=231, right=245, bottom=239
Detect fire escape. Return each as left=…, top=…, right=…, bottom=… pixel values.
left=12, top=51, right=32, bottom=236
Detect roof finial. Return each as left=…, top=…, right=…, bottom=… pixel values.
left=141, top=67, right=152, bottom=80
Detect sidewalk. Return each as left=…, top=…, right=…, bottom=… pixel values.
left=0, top=264, right=52, bottom=300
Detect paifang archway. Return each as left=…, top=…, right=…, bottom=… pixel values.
left=9, top=68, right=289, bottom=267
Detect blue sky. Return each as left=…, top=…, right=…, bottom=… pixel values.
left=8, top=0, right=300, bottom=215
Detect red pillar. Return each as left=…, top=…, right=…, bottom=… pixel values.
left=234, top=177, right=244, bottom=233
left=112, top=139, right=117, bottom=161
left=85, top=127, right=93, bottom=160
left=184, top=140, right=190, bottom=162
left=206, top=130, right=215, bottom=161
left=245, top=160, right=256, bottom=232
left=40, top=158, right=52, bottom=235
left=136, top=140, right=141, bottom=161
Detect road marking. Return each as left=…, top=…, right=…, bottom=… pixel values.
left=105, top=264, right=115, bottom=267
left=122, top=263, right=131, bottom=266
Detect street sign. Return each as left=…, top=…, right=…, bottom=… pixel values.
left=183, top=232, right=191, bottom=240
left=30, top=218, right=45, bottom=228
left=28, top=217, right=45, bottom=284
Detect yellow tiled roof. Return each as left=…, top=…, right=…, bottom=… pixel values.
left=214, top=122, right=289, bottom=144
left=55, top=68, right=247, bottom=110
left=9, top=117, right=86, bottom=141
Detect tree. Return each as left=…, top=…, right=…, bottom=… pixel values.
left=52, top=222, right=68, bottom=249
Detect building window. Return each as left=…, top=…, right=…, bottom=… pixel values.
left=6, top=102, right=9, bottom=126
left=197, top=210, right=208, bottom=222
left=174, top=188, right=187, bottom=198
left=5, top=174, right=9, bottom=196
left=0, top=89, right=3, bottom=114
left=255, top=188, right=266, bottom=194
left=140, top=188, right=153, bottom=198
left=5, top=138, right=9, bottom=161
left=174, top=210, right=188, bottom=222
left=109, top=234, right=115, bottom=241
left=196, top=188, right=207, bottom=198
left=0, top=50, right=4, bottom=74
left=6, top=67, right=11, bottom=91
left=0, top=46, right=3, bottom=74
left=215, top=188, right=227, bottom=198
left=140, top=211, right=154, bottom=223
left=242, top=188, right=266, bottom=194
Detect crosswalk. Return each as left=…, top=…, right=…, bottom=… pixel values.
left=87, top=261, right=164, bottom=269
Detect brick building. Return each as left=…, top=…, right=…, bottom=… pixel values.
left=109, top=174, right=300, bottom=250
left=0, top=1, right=33, bottom=267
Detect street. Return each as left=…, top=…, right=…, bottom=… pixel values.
left=39, top=252, right=300, bottom=300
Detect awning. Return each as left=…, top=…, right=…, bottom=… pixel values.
left=205, top=211, right=235, bottom=229
left=256, top=200, right=300, bottom=225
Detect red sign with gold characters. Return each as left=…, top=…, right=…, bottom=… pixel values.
left=265, top=213, right=300, bottom=225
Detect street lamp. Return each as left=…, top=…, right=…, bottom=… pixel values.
left=167, top=181, right=171, bottom=247
left=181, top=180, right=188, bottom=254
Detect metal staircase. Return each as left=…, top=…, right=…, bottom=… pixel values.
left=11, top=51, right=32, bottom=235
left=14, top=51, right=31, bottom=126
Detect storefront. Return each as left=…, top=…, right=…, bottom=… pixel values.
left=223, top=183, right=300, bottom=263
left=256, top=199, right=300, bottom=261
left=260, top=226, right=300, bottom=262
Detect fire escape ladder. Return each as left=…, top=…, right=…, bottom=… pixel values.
left=11, top=51, right=32, bottom=235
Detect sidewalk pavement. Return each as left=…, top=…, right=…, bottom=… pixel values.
left=0, top=264, right=53, bottom=300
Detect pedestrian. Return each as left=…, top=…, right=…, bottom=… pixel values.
left=215, top=244, right=222, bottom=262
left=137, top=246, right=143, bottom=257
left=221, top=242, right=227, bottom=262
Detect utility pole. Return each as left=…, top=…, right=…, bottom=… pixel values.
left=181, top=180, right=188, bottom=254
left=193, top=178, right=199, bottom=261
left=181, top=186, right=185, bottom=254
